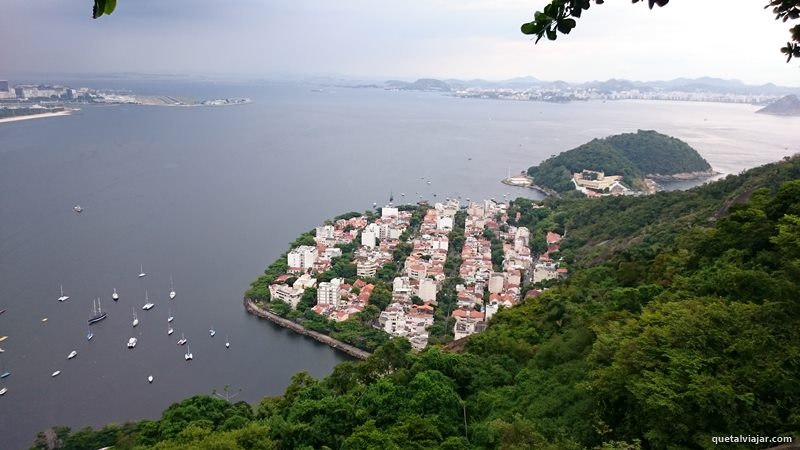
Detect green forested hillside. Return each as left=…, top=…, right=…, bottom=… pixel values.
left=35, top=155, right=800, bottom=450
left=527, top=130, right=712, bottom=192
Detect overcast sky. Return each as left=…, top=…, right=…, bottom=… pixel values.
left=1, top=0, right=798, bottom=85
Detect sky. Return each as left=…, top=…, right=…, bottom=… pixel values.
left=1, top=0, right=799, bottom=86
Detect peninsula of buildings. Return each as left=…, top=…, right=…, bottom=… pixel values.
left=354, top=76, right=800, bottom=106
left=245, top=199, right=568, bottom=355
left=526, top=130, right=714, bottom=197
left=0, top=79, right=251, bottom=122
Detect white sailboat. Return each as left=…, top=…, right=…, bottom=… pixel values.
left=138, top=264, right=146, bottom=278
left=112, top=288, right=119, bottom=301
left=184, top=346, right=193, bottom=361
left=0, top=387, right=7, bottom=396
left=209, top=326, right=216, bottom=337
left=167, top=306, right=173, bottom=323
left=86, top=325, right=93, bottom=341
left=58, top=285, right=69, bottom=302
left=67, top=350, right=77, bottom=359
left=225, top=335, right=230, bottom=348
left=177, top=333, right=187, bottom=346
left=168, top=323, right=174, bottom=336
left=142, top=290, right=154, bottom=310
left=51, top=370, right=61, bottom=377
left=127, top=337, right=137, bottom=348
left=169, top=274, right=176, bottom=300
left=132, top=308, right=138, bottom=327
left=148, top=375, right=154, bottom=383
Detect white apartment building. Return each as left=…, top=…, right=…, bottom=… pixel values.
left=381, top=207, right=399, bottom=218
left=287, top=246, right=318, bottom=271
left=317, top=278, right=343, bottom=306
left=315, top=225, right=335, bottom=240
left=357, top=260, right=379, bottom=278
left=418, top=278, right=438, bottom=303
left=269, top=284, right=304, bottom=309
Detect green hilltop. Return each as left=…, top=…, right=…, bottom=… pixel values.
left=527, top=130, right=713, bottom=192
left=35, top=155, right=800, bottom=450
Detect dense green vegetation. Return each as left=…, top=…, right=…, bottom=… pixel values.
left=38, top=155, right=800, bottom=449
left=527, top=130, right=711, bottom=192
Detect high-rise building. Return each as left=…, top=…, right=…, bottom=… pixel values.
left=0, top=80, right=8, bottom=92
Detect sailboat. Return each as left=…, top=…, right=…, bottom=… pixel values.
left=225, top=335, right=230, bottom=349
left=184, top=346, right=193, bottom=361
left=209, top=326, right=216, bottom=337
left=0, top=364, right=9, bottom=379
left=169, top=274, right=176, bottom=300
left=88, top=298, right=107, bottom=325
left=138, top=264, right=146, bottom=278
left=132, top=308, right=138, bottom=327
left=168, top=323, right=174, bottom=336
left=112, top=288, right=119, bottom=301
left=127, top=337, right=137, bottom=348
left=142, top=290, right=154, bottom=310
left=67, top=350, right=77, bottom=359
left=51, top=370, right=61, bottom=377
left=58, top=285, right=69, bottom=302
left=177, top=333, right=187, bottom=346
left=0, top=387, right=7, bottom=396
left=148, top=375, right=154, bottom=383
left=167, top=306, right=173, bottom=323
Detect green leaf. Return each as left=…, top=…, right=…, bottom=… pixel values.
left=104, top=0, right=116, bottom=14
left=521, top=22, right=536, bottom=35
left=546, top=29, right=558, bottom=41
left=93, top=0, right=106, bottom=19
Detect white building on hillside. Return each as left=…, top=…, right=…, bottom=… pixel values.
left=287, top=246, right=318, bottom=272
left=317, top=278, right=343, bottom=306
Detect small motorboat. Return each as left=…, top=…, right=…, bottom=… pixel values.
left=127, top=337, right=137, bottom=348
left=209, top=327, right=216, bottom=337
left=148, top=375, right=154, bottom=384
left=0, top=387, right=7, bottom=396
left=73, top=205, right=82, bottom=213
left=112, top=288, right=119, bottom=301
left=51, top=370, right=61, bottom=377
left=67, top=350, right=77, bottom=360
left=184, top=347, right=193, bottom=361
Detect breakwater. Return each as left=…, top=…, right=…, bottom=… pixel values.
left=244, top=298, right=371, bottom=360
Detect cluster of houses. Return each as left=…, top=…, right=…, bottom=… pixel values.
left=450, top=200, right=533, bottom=340
left=377, top=200, right=459, bottom=350
left=532, top=231, right=568, bottom=283
left=267, top=198, right=570, bottom=350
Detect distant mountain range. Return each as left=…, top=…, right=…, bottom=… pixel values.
left=371, top=76, right=800, bottom=96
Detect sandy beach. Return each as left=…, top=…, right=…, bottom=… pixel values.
left=0, top=110, right=73, bottom=124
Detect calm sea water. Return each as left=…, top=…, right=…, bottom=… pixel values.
left=0, top=81, right=797, bottom=449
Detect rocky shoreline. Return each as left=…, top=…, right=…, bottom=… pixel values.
left=243, top=298, right=371, bottom=360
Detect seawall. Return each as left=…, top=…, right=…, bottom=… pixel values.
left=244, top=298, right=371, bottom=360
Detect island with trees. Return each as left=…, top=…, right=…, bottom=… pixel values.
left=526, top=130, right=714, bottom=194
left=33, top=152, right=800, bottom=450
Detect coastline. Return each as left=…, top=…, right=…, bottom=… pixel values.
left=243, top=298, right=371, bottom=360
left=501, top=177, right=558, bottom=197
left=0, top=110, right=73, bottom=124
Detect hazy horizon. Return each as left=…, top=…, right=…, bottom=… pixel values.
left=2, top=0, right=799, bottom=87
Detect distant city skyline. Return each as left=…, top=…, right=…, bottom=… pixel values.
left=2, top=0, right=799, bottom=87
